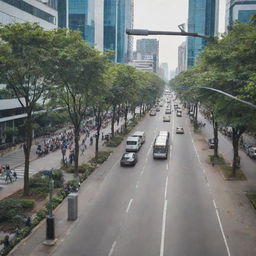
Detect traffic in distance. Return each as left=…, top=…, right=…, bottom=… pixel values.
left=121, top=90, right=184, bottom=166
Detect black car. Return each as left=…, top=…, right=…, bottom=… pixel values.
left=120, top=152, right=137, bottom=167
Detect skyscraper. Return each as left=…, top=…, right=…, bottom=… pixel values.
left=136, top=39, right=159, bottom=72
left=103, top=0, right=133, bottom=63
left=226, top=0, right=256, bottom=30
left=177, top=41, right=187, bottom=74
left=0, top=0, right=58, bottom=29
left=58, top=0, right=103, bottom=51
left=187, top=0, right=219, bottom=67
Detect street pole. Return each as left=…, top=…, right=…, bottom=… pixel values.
left=126, top=29, right=211, bottom=40
left=46, top=178, right=55, bottom=240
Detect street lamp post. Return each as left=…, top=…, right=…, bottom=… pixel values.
left=46, top=177, right=55, bottom=241
left=126, top=29, right=211, bottom=40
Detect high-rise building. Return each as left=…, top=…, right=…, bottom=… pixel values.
left=103, top=0, right=133, bottom=63
left=0, top=0, right=58, bottom=29
left=136, top=39, right=159, bottom=72
left=58, top=0, right=104, bottom=51
left=226, top=0, right=256, bottom=30
left=187, top=0, right=219, bottom=67
left=160, top=63, right=169, bottom=81
left=177, top=41, right=187, bottom=74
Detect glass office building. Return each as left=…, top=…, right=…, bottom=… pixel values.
left=58, top=0, right=103, bottom=50
left=0, top=0, right=57, bottom=29
left=187, top=0, right=219, bottom=67
left=104, top=0, right=133, bottom=63
left=226, top=0, right=256, bottom=29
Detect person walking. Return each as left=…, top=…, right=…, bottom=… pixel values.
left=5, top=165, right=12, bottom=183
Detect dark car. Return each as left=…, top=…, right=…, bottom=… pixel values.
left=120, top=152, right=137, bottom=167
left=208, top=139, right=215, bottom=149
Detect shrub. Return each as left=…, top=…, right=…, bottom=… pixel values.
left=19, top=199, right=35, bottom=210
left=63, top=165, right=75, bottom=173
left=52, top=169, right=64, bottom=188
left=90, top=151, right=112, bottom=164
left=106, top=135, right=124, bottom=147
left=30, top=187, right=48, bottom=198
left=79, top=163, right=95, bottom=174
left=0, top=199, right=23, bottom=222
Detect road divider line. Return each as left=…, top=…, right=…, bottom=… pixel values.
left=136, top=182, right=139, bottom=189
left=160, top=199, right=168, bottom=256
left=126, top=199, right=133, bottom=213
left=190, top=130, right=231, bottom=256
left=164, top=177, right=169, bottom=199
left=213, top=200, right=231, bottom=256
left=108, top=241, right=117, bottom=256
left=166, top=164, right=168, bottom=170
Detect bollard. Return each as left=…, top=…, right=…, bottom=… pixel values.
left=67, top=193, right=78, bottom=221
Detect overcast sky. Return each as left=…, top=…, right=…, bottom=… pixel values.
left=133, top=0, right=226, bottom=72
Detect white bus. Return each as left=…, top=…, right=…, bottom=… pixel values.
left=153, top=133, right=169, bottom=159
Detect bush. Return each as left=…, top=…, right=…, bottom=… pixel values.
left=106, top=135, right=124, bottom=147
left=90, top=151, right=112, bottom=164
left=0, top=199, right=23, bottom=222
left=79, top=163, right=95, bottom=174
left=30, top=187, right=48, bottom=198
left=52, top=169, right=64, bottom=188
left=35, top=208, right=47, bottom=221
left=19, top=199, right=35, bottom=210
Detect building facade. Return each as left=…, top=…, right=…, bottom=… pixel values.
left=177, top=41, right=187, bottom=74
left=135, top=39, right=159, bottom=72
left=226, top=0, right=256, bottom=29
left=0, top=0, right=58, bottom=29
left=187, top=0, right=219, bottom=67
left=58, top=0, right=104, bottom=51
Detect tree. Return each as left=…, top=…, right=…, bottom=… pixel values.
left=49, top=29, right=107, bottom=177
left=0, top=23, right=52, bottom=195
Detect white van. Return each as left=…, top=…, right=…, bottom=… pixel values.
left=126, top=136, right=141, bottom=152
left=132, top=131, right=145, bottom=144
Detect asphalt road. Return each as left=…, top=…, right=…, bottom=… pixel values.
left=51, top=101, right=229, bottom=256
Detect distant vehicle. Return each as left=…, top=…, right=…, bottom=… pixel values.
left=153, top=133, right=169, bottom=159
left=158, top=131, right=170, bottom=139
left=120, top=152, right=137, bottom=167
left=126, top=136, right=141, bottom=152
left=132, top=131, right=145, bottom=144
left=160, top=103, right=163, bottom=107
left=165, top=109, right=171, bottom=114
left=176, top=126, right=184, bottom=134
left=150, top=109, right=157, bottom=116
left=174, top=104, right=178, bottom=110
left=163, top=115, right=171, bottom=122
left=156, top=107, right=160, bottom=112
left=248, top=147, right=256, bottom=159
left=176, top=110, right=182, bottom=117
left=208, top=138, right=215, bottom=149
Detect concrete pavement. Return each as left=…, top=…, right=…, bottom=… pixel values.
left=5, top=104, right=256, bottom=256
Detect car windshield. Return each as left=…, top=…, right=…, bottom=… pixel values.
left=127, top=141, right=137, bottom=145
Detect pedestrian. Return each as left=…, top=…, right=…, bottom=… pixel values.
left=80, top=144, right=86, bottom=155
left=2, top=235, right=10, bottom=248
left=13, top=171, right=17, bottom=181
left=102, top=132, right=104, bottom=140
left=5, top=165, right=12, bottom=183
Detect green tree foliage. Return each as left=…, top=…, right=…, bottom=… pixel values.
left=0, top=23, right=53, bottom=195
left=170, top=22, right=256, bottom=176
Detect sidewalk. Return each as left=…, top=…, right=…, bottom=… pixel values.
left=0, top=119, right=125, bottom=201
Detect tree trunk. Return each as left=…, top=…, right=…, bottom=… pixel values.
left=111, top=104, right=116, bottom=138
left=214, top=121, right=219, bottom=158
left=194, top=102, right=198, bottom=124
left=23, top=113, right=33, bottom=196
left=139, top=103, right=142, bottom=117
left=132, top=107, right=136, bottom=121
left=74, top=126, right=80, bottom=177
left=231, top=127, right=244, bottom=177
left=95, top=108, right=101, bottom=160
left=116, top=105, right=120, bottom=126
left=124, top=105, right=128, bottom=133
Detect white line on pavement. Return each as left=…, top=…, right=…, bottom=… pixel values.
left=164, top=177, right=169, bottom=199
left=166, top=164, right=168, bottom=170
left=160, top=199, right=168, bottom=256
left=189, top=131, right=231, bottom=256
left=136, top=182, right=139, bottom=189
left=108, top=241, right=117, bottom=256
left=126, top=199, right=133, bottom=213
left=213, top=200, right=231, bottom=256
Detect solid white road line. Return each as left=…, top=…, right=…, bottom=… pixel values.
left=160, top=199, right=168, bottom=256
left=166, top=164, right=169, bottom=170
left=126, top=199, right=133, bottom=213
left=189, top=131, right=231, bottom=256
left=164, top=177, right=169, bottom=199
left=213, top=200, right=231, bottom=256
left=108, top=241, right=117, bottom=256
